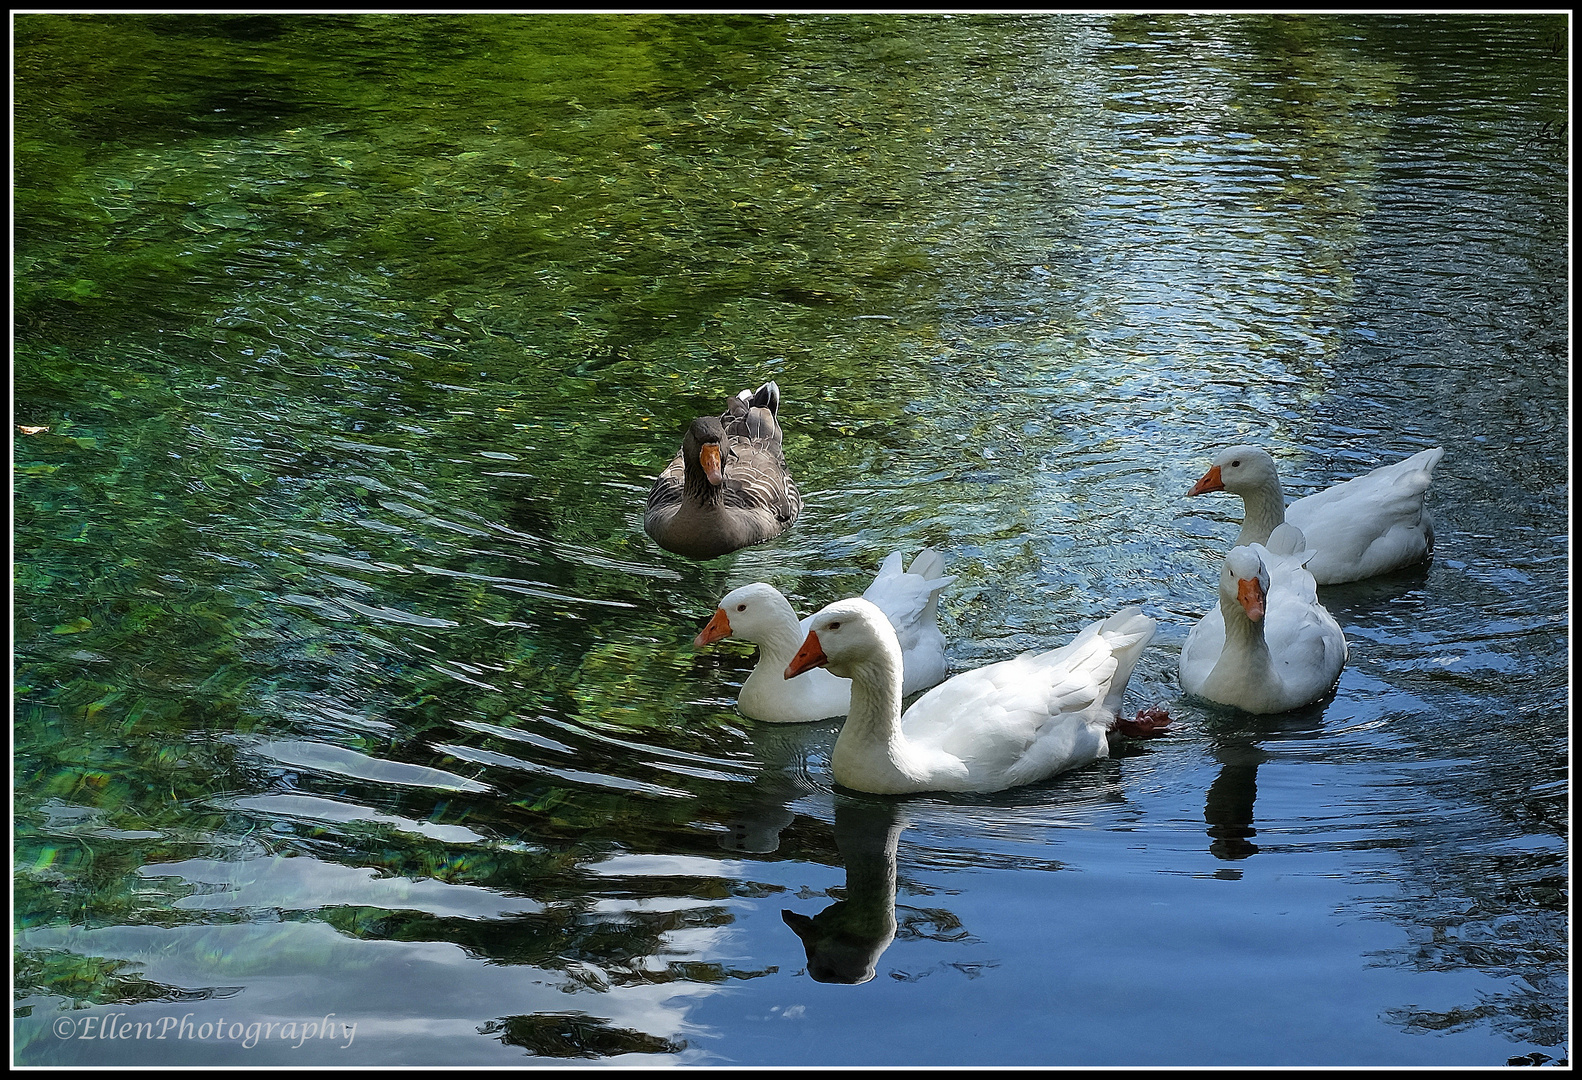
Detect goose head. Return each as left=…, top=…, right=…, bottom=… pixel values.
left=1223, top=545, right=1271, bottom=623
left=781, top=904, right=891, bottom=984
left=682, top=416, right=728, bottom=487
left=695, top=582, right=797, bottom=648
left=1190, top=445, right=1280, bottom=497
left=785, top=597, right=897, bottom=681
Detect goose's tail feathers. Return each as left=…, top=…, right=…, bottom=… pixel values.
left=745, top=381, right=780, bottom=416
left=1097, top=607, right=1156, bottom=716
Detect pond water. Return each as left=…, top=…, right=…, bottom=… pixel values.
left=12, top=12, right=1570, bottom=1068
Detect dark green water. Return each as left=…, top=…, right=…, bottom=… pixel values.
left=13, top=13, right=1568, bottom=1067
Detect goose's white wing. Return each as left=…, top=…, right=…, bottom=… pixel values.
left=1287, top=447, right=1443, bottom=583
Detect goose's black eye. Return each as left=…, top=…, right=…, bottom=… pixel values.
left=736, top=604, right=746, bottom=612
left=1230, top=459, right=1241, bottom=467
left=828, top=621, right=841, bottom=630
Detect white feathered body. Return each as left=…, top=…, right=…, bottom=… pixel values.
left=1180, top=533, right=1347, bottom=714
left=814, top=602, right=1156, bottom=795
left=1284, top=447, right=1444, bottom=584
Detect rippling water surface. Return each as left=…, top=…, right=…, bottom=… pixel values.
left=13, top=13, right=1569, bottom=1067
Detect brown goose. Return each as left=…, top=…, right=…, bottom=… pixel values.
left=644, top=382, right=802, bottom=560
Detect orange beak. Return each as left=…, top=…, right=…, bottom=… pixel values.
left=699, top=442, right=724, bottom=486
left=1236, top=576, right=1266, bottom=622
left=784, top=630, right=827, bottom=679
left=1188, top=464, right=1224, bottom=496
left=694, top=608, right=732, bottom=648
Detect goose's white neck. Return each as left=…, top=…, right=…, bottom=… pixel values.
left=1206, top=589, right=1279, bottom=700
left=746, top=616, right=808, bottom=669
left=739, top=617, right=813, bottom=702
left=830, top=649, right=920, bottom=794
left=1234, top=471, right=1288, bottom=548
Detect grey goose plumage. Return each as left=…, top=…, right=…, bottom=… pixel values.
left=644, top=381, right=802, bottom=560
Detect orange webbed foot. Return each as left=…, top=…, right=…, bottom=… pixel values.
left=1115, top=704, right=1172, bottom=739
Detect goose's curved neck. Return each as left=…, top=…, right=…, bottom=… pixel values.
left=831, top=650, right=910, bottom=788
left=1235, top=472, right=1287, bottom=547
left=736, top=602, right=808, bottom=689
left=1217, top=590, right=1276, bottom=681
left=844, top=656, right=903, bottom=736
left=751, top=618, right=809, bottom=667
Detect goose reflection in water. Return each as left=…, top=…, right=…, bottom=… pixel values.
left=716, top=721, right=827, bottom=855
left=1198, top=561, right=1432, bottom=873
left=781, top=794, right=910, bottom=984
left=1204, top=735, right=1266, bottom=864
left=1202, top=705, right=1329, bottom=875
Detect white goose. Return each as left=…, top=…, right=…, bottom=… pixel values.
left=1188, top=444, right=1444, bottom=585
left=695, top=549, right=956, bottom=724
left=784, top=599, right=1170, bottom=795
left=1179, top=524, right=1348, bottom=715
